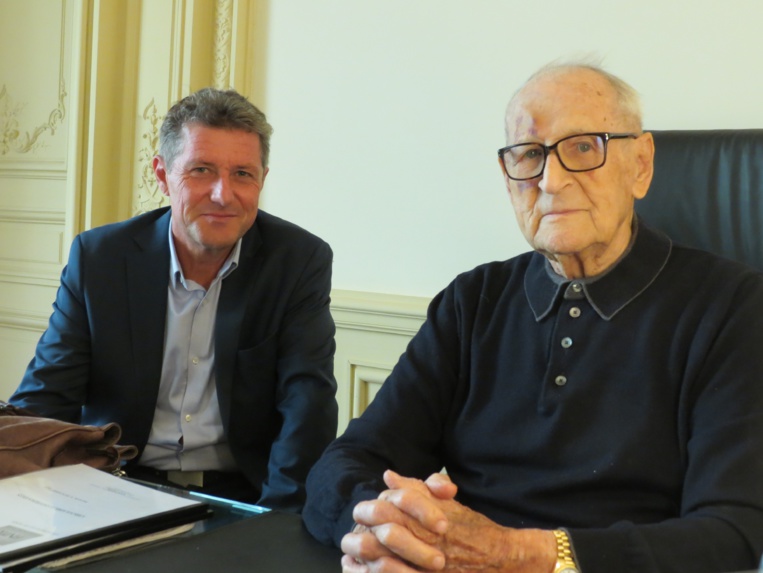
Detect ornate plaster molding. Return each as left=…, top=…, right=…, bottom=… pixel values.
left=1, top=1, right=68, bottom=156
left=0, top=80, right=67, bottom=156
left=135, top=99, right=166, bottom=215
left=331, top=289, right=429, bottom=335
left=0, top=208, right=64, bottom=225
left=0, top=306, right=52, bottom=332
left=214, top=0, right=234, bottom=89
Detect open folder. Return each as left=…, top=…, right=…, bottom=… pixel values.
left=0, top=464, right=211, bottom=572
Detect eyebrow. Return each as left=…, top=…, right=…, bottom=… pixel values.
left=510, top=129, right=600, bottom=145
left=185, top=158, right=261, bottom=171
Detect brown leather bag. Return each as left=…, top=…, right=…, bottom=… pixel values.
left=0, top=401, right=139, bottom=478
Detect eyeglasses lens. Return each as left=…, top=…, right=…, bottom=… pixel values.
left=503, top=134, right=607, bottom=180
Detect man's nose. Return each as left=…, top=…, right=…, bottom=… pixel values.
left=210, top=175, right=232, bottom=203
left=538, top=150, right=569, bottom=194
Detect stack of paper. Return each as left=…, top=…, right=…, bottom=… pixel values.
left=0, top=464, right=210, bottom=572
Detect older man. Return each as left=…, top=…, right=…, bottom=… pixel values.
left=11, top=88, right=337, bottom=512
left=302, top=64, right=763, bottom=572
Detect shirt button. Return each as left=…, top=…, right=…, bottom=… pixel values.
left=191, top=357, right=199, bottom=365
left=184, top=414, right=192, bottom=422
left=571, top=282, right=582, bottom=293
left=555, top=375, right=567, bottom=386
left=561, top=337, right=573, bottom=348
left=569, top=307, right=581, bottom=318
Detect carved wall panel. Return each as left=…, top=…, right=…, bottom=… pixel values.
left=332, top=289, right=429, bottom=434
left=0, top=1, right=70, bottom=166
left=0, top=0, right=76, bottom=399
left=136, top=98, right=165, bottom=214
left=214, top=0, right=234, bottom=89
left=349, top=363, right=392, bottom=420
left=0, top=327, right=47, bottom=401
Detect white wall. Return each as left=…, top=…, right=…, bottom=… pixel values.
left=258, top=0, right=763, bottom=298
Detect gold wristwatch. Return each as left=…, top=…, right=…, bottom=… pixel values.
left=552, top=529, right=580, bottom=573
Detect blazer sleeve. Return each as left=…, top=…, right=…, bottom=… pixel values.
left=258, top=239, right=338, bottom=512
left=10, top=235, right=91, bottom=422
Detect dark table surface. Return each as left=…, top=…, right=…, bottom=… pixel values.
left=40, top=511, right=342, bottom=573
left=28, top=483, right=342, bottom=573
left=25, top=481, right=760, bottom=573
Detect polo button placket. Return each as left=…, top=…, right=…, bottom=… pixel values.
left=544, top=281, right=588, bottom=402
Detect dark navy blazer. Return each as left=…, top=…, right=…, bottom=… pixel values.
left=12, top=207, right=338, bottom=512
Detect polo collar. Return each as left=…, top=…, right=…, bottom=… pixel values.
left=525, top=218, right=672, bottom=321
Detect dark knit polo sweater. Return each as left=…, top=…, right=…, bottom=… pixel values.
left=304, top=218, right=763, bottom=573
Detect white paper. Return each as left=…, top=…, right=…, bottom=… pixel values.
left=40, top=523, right=195, bottom=570
left=0, top=464, right=201, bottom=557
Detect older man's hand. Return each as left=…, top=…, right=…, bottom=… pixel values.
left=340, top=470, right=557, bottom=573
left=340, top=470, right=450, bottom=572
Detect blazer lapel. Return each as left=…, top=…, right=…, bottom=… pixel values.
left=126, top=210, right=171, bottom=410
left=215, top=221, right=263, bottom=429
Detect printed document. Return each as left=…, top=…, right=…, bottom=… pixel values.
left=0, top=464, right=204, bottom=560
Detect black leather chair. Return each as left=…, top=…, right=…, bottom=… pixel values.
left=636, top=130, right=763, bottom=573
left=636, top=129, right=763, bottom=272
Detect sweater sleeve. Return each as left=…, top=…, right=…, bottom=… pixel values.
left=303, top=259, right=763, bottom=573
left=569, top=269, right=763, bottom=573
left=303, top=283, right=463, bottom=546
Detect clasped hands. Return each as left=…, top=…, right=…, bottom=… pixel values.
left=340, top=470, right=556, bottom=573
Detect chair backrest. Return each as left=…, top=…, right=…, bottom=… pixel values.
left=635, top=129, right=763, bottom=272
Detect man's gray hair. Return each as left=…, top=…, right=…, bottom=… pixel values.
left=159, top=87, right=274, bottom=169
left=506, top=60, right=643, bottom=140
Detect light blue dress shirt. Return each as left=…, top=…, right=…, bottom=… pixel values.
left=140, top=223, right=241, bottom=471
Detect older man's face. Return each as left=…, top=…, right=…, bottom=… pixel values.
left=503, top=70, right=653, bottom=274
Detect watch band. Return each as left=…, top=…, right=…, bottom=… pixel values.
left=552, top=529, right=579, bottom=573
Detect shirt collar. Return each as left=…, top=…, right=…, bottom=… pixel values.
left=168, top=221, right=241, bottom=289
left=525, top=217, right=672, bottom=321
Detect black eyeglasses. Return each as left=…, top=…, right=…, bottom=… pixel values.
left=498, top=132, right=638, bottom=181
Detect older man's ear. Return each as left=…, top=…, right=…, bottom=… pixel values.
left=632, top=131, right=655, bottom=200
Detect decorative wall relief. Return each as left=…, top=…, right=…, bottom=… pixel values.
left=135, top=99, right=166, bottom=214
left=214, top=0, right=234, bottom=89
left=0, top=81, right=67, bottom=155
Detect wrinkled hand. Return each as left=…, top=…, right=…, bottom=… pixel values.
left=341, top=470, right=452, bottom=572
left=341, top=470, right=556, bottom=573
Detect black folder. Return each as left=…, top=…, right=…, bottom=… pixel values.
left=0, top=502, right=211, bottom=573
left=0, top=466, right=212, bottom=573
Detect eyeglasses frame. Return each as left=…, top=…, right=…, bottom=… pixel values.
left=497, top=132, right=639, bottom=181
